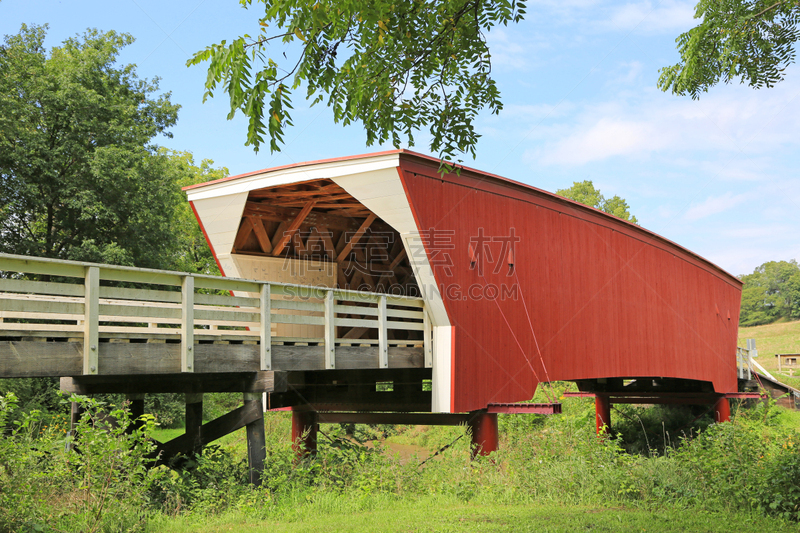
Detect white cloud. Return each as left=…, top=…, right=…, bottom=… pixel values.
left=683, top=192, right=749, bottom=221
left=603, top=1, right=697, bottom=33
left=539, top=117, right=669, bottom=165
left=486, top=28, right=534, bottom=69
left=720, top=225, right=796, bottom=239
left=705, top=245, right=800, bottom=277
left=501, top=102, right=575, bottom=120
left=523, top=78, right=800, bottom=168
left=606, top=61, right=643, bottom=86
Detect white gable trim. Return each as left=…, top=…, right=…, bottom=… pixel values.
left=185, top=154, right=401, bottom=202
left=190, top=192, right=249, bottom=258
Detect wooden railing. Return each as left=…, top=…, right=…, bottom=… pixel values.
left=736, top=345, right=754, bottom=381
left=0, top=254, right=431, bottom=376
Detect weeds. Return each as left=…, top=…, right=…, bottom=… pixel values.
left=1, top=390, right=800, bottom=531
left=0, top=393, right=157, bottom=532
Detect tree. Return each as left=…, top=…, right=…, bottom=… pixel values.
left=0, top=24, right=181, bottom=269
left=165, top=149, right=227, bottom=276
left=658, top=0, right=800, bottom=98
left=739, top=259, right=800, bottom=326
left=188, top=0, right=526, bottom=163
left=555, top=180, right=639, bottom=224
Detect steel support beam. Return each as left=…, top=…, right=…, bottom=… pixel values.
left=291, top=408, right=318, bottom=461
left=317, top=412, right=470, bottom=425
left=714, top=397, right=731, bottom=423
left=487, top=402, right=562, bottom=414
left=595, top=395, right=611, bottom=435
left=467, top=409, right=498, bottom=458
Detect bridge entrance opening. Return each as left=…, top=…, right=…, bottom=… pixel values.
left=226, top=178, right=421, bottom=348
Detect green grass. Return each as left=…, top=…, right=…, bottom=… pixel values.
left=739, top=319, right=800, bottom=387
left=151, top=498, right=798, bottom=532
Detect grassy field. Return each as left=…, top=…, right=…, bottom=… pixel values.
left=152, top=498, right=799, bottom=532
left=738, top=319, right=800, bottom=387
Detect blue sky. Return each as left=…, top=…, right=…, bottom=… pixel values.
left=3, top=0, right=799, bottom=277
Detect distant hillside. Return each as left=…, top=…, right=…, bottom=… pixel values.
left=738, top=319, right=800, bottom=386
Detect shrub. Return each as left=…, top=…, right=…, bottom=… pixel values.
left=0, top=392, right=158, bottom=532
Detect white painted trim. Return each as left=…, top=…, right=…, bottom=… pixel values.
left=191, top=193, right=249, bottom=257
left=332, top=172, right=453, bottom=413
left=186, top=154, right=401, bottom=201
left=432, top=326, right=453, bottom=413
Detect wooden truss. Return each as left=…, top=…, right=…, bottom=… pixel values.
left=233, top=179, right=419, bottom=297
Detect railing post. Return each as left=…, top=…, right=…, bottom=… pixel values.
left=378, top=295, right=388, bottom=368
left=181, top=275, right=194, bottom=372
left=736, top=348, right=743, bottom=380
left=324, top=290, right=335, bottom=369
left=423, top=308, right=432, bottom=368
left=83, top=266, right=99, bottom=375
left=260, top=284, right=271, bottom=371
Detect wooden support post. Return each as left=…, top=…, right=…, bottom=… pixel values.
left=595, top=394, right=611, bottom=435
left=67, top=401, right=85, bottom=450
left=181, top=276, right=194, bottom=372
left=291, top=408, right=318, bottom=461
left=378, top=295, right=388, bottom=369
left=260, top=284, right=271, bottom=370
left=185, top=393, right=203, bottom=455
left=468, top=409, right=498, bottom=458
left=126, top=393, right=145, bottom=434
left=423, top=309, right=432, bottom=368
left=244, top=392, right=266, bottom=486
left=83, top=266, right=99, bottom=375
left=324, top=290, right=335, bottom=369
left=714, top=397, right=731, bottom=423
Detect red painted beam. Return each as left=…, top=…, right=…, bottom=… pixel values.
left=563, top=392, right=595, bottom=398
left=486, top=403, right=562, bottom=414
left=317, top=412, right=470, bottom=425
left=291, top=408, right=318, bottom=460
left=467, top=409, right=498, bottom=458
left=595, top=395, right=611, bottom=435
left=563, top=392, right=763, bottom=403
left=724, top=392, right=764, bottom=399
left=714, top=398, right=731, bottom=423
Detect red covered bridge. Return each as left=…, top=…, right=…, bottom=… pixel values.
left=185, top=149, right=745, bottom=447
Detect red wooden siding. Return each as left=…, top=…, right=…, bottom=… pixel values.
left=398, top=158, right=742, bottom=413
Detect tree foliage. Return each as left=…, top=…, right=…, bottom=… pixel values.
left=166, top=149, right=227, bottom=276
left=659, top=0, right=800, bottom=98
left=188, top=0, right=526, bottom=163
left=739, top=259, right=800, bottom=326
left=555, top=180, right=639, bottom=224
left=0, top=24, right=182, bottom=268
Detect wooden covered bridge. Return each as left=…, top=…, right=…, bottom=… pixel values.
left=0, top=150, right=751, bottom=482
